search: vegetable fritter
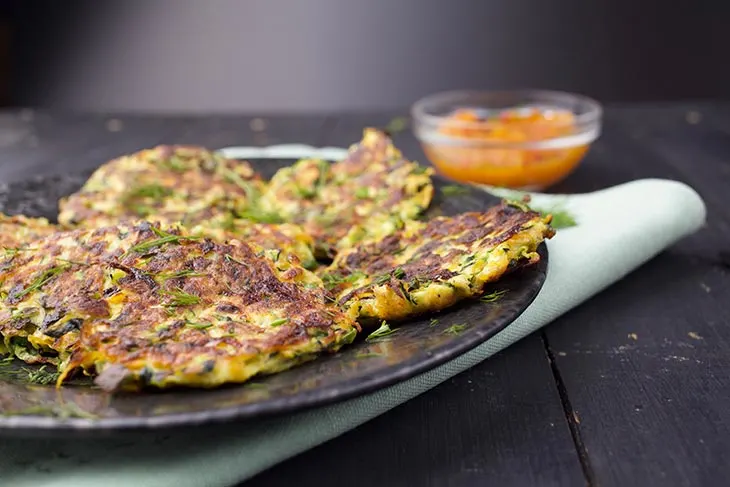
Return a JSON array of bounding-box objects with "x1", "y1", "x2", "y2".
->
[
  {"x1": 259, "y1": 128, "x2": 435, "y2": 256},
  {"x1": 320, "y1": 201, "x2": 554, "y2": 322},
  {"x1": 0, "y1": 222, "x2": 358, "y2": 391},
  {"x1": 58, "y1": 145, "x2": 265, "y2": 229}
]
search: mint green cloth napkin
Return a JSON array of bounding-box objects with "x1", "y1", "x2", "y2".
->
[{"x1": 0, "y1": 178, "x2": 706, "y2": 487}]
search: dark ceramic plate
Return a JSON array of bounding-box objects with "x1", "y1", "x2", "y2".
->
[{"x1": 0, "y1": 159, "x2": 548, "y2": 436}]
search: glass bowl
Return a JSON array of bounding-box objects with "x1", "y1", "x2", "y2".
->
[{"x1": 411, "y1": 89, "x2": 602, "y2": 190}]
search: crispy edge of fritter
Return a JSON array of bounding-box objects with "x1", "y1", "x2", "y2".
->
[
  {"x1": 323, "y1": 205, "x2": 554, "y2": 322},
  {"x1": 349, "y1": 222, "x2": 551, "y2": 322},
  {"x1": 83, "y1": 324, "x2": 359, "y2": 392}
]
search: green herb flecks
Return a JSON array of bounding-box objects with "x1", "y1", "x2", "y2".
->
[
  {"x1": 185, "y1": 321, "x2": 213, "y2": 330},
  {"x1": 3, "y1": 402, "x2": 99, "y2": 420},
  {"x1": 366, "y1": 321, "x2": 398, "y2": 342},
  {"x1": 163, "y1": 289, "x2": 201, "y2": 308},
  {"x1": 220, "y1": 166, "x2": 258, "y2": 198},
  {"x1": 162, "y1": 156, "x2": 188, "y2": 173},
  {"x1": 443, "y1": 324, "x2": 468, "y2": 335},
  {"x1": 2, "y1": 247, "x2": 36, "y2": 258},
  {"x1": 236, "y1": 207, "x2": 285, "y2": 224},
  {"x1": 356, "y1": 351, "x2": 382, "y2": 359},
  {"x1": 321, "y1": 270, "x2": 366, "y2": 290},
  {"x1": 130, "y1": 204, "x2": 153, "y2": 217},
  {"x1": 412, "y1": 164, "x2": 430, "y2": 175},
  {"x1": 127, "y1": 227, "x2": 199, "y2": 255},
  {"x1": 542, "y1": 207, "x2": 577, "y2": 229},
  {"x1": 12, "y1": 264, "x2": 70, "y2": 301},
  {"x1": 218, "y1": 213, "x2": 237, "y2": 231},
  {"x1": 0, "y1": 360, "x2": 62, "y2": 386},
  {"x1": 126, "y1": 183, "x2": 173, "y2": 200},
  {"x1": 55, "y1": 257, "x2": 89, "y2": 267},
  {"x1": 480, "y1": 289, "x2": 508, "y2": 303},
  {"x1": 373, "y1": 266, "x2": 406, "y2": 286},
  {"x1": 462, "y1": 254, "x2": 476, "y2": 266},
  {"x1": 484, "y1": 187, "x2": 578, "y2": 228},
  {"x1": 321, "y1": 272, "x2": 344, "y2": 289},
  {"x1": 398, "y1": 281, "x2": 417, "y2": 306},
  {"x1": 513, "y1": 198, "x2": 577, "y2": 229},
  {"x1": 269, "y1": 318, "x2": 289, "y2": 327},
  {"x1": 441, "y1": 185, "x2": 470, "y2": 196},
  {"x1": 265, "y1": 249, "x2": 281, "y2": 262},
  {"x1": 385, "y1": 116, "x2": 409, "y2": 134},
  {"x1": 308, "y1": 328, "x2": 330, "y2": 338},
  {"x1": 24, "y1": 365, "x2": 60, "y2": 385},
  {"x1": 158, "y1": 269, "x2": 207, "y2": 281},
  {"x1": 505, "y1": 198, "x2": 532, "y2": 213},
  {"x1": 355, "y1": 187, "x2": 370, "y2": 199},
  {"x1": 341, "y1": 327, "x2": 358, "y2": 343},
  {"x1": 10, "y1": 307, "x2": 38, "y2": 320},
  {"x1": 373, "y1": 274, "x2": 391, "y2": 286},
  {"x1": 429, "y1": 318, "x2": 439, "y2": 327},
  {"x1": 225, "y1": 253, "x2": 251, "y2": 269},
  {"x1": 392, "y1": 246, "x2": 406, "y2": 255},
  {"x1": 294, "y1": 185, "x2": 317, "y2": 199}
]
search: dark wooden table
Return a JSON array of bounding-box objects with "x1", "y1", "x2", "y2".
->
[{"x1": 0, "y1": 103, "x2": 728, "y2": 486}]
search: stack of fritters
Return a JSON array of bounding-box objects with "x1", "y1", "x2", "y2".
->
[{"x1": 0, "y1": 128, "x2": 554, "y2": 392}]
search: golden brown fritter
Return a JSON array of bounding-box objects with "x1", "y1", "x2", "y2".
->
[
  {"x1": 57, "y1": 145, "x2": 265, "y2": 229},
  {"x1": 67, "y1": 235, "x2": 358, "y2": 392},
  {"x1": 0, "y1": 222, "x2": 358, "y2": 391},
  {"x1": 0, "y1": 213, "x2": 58, "y2": 250},
  {"x1": 259, "y1": 128, "x2": 435, "y2": 256},
  {"x1": 320, "y1": 201, "x2": 554, "y2": 322}
]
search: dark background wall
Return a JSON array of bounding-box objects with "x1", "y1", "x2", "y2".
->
[{"x1": 6, "y1": 0, "x2": 730, "y2": 112}]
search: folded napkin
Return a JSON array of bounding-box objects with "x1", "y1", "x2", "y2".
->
[{"x1": 0, "y1": 144, "x2": 706, "y2": 487}]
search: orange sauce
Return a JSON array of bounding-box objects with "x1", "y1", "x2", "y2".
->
[{"x1": 422, "y1": 107, "x2": 589, "y2": 189}]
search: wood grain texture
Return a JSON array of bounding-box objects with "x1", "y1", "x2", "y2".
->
[
  {"x1": 247, "y1": 335, "x2": 585, "y2": 487},
  {"x1": 544, "y1": 103, "x2": 730, "y2": 486},
  {"x1": 545, "y1": 249, "x2": 730, "y2": 487}
]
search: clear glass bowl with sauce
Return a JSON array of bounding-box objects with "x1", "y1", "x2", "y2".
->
[{"x1": 411, "y1": 90, "x2": 602, "y2": 190}]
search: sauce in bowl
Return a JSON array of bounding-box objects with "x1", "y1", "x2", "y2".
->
[{"x1": 413, "y1": 91, "x2": 602, "y2": 190}]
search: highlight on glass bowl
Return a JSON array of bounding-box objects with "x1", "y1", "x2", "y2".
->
[{"x1": 411, "y1": 89, "x2": 602, "y2": 190}]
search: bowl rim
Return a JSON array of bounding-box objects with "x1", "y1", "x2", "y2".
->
[{"x1": 411, "y1": 88, "x2": 603, "y2": 131}]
